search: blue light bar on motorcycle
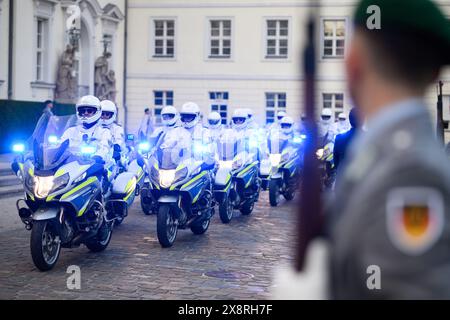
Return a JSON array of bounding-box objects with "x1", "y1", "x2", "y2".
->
[
  {"x1": 80, "y1": 145, "x2": 96, "y2": 155},
  {"x1": 138, "y1": 142, "x2": 150, "y2": 152},
  {"x1": 12, "y1": 143, "x2": 25, "y2": 153},
  {"x1": 48, "y1": 135, "x2": 58, "y2": 144}
]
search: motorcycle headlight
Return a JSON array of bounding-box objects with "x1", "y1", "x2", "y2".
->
[
  {"x1": 316, "y1": 148, "x2": 324, "y2": 159},
  {"x1": 73, "y1": 172, "x2": 86, "y2": 184},
  {"x1": 34, "y1": 176, "x2": 54, "y2": 199},
  {"x1": 269, "y1": 154, "x2": 281, "y2": 167},
  {"x1": 50, "y1": 173, "x2": 70, "y2": 194},
  {"x1": 159, "y1": 169, "x2": 176, "y2": 188}
]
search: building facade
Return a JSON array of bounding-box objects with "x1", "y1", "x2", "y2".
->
[
  {"x1": 0, "y1": 0, "x2": 125, "y2": 114},
  {"x1": 0, "y1": 0, "x2": 449, "y2": 141},
  {"x1": 126, "y1": 0, "x2": 450, "y2": 142}
]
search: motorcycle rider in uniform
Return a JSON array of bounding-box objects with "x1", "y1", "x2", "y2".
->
[
  {"x1": 245, "y1": 108, "x2": 259, "y2": 130},
  {"x1": 231, "y1": 109, "x2": 259, "y2": 167},
  {"x1": 267, "y1": 110, "x2": 287, "y2": 131},
  {"x1": 100, "y1": 100, "x2": 125, "y2": 162},
  {"x1": 333, "y1": 112, "x2": 350, "y2": 135},
  {"x1": 148, "y1": 105, "x2": 180, "y2": 149},
  {"x1": 206, "y1": 111, "x2": 223, "y2": 143},
  {"x1": 318, "y1": 108, "x2": 336, "y2": 146},
  {"x1": 60, "y1": 95, "x2": 112, "y2": 162},
  {"x1": 60, "y1": 95, "x2": 112, "y2": 192},
  {"x1": 180, "y1": 102, "x2": 215, "y2": 171}
]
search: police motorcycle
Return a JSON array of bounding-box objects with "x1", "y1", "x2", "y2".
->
[
  {"x1": 316, "y1": 139, "x2": 335, "y2": 190},
  {"x1": 147, "y1": 128, "x2": 215, "y2": 247},
  {"x1": 103, "y1": 141, "x2": 143, "y2": 226},
  {"x1": 99, "y1": 101, "x2": 141, "y2": 226},
  {"x1": 260, "y1": 127, "x2": 302, "y2": 207},
  {"x1": 127, "y1": 135, "x2": 154, "y2": 215},
  {"x1": 213, "y1": 128, "x2": 261, "y2": 223},
  {"x1": 139, "y1": 106, "x2": 181, "y2": 216},
  {"x1": 108, "y1": 133, "x2": 152, "y2": 218},
  {"x1": 11, "y1": 115, "x2": 114, "y2": 271},
  {"x1": 316, "y1": 109, "x2": 336, "y2": 190}
]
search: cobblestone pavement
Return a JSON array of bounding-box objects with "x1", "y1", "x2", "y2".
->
[{"x1": 0, "y1": 192, "x2": 298, "y2": 300}]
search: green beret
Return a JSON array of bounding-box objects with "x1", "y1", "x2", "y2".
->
[{"x1": 354, "y1": 0, "x2": 450, "y2": 59}]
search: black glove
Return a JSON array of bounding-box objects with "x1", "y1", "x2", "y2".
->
[
  {"x1": 92, "y1": 155, "x2": 105, "y2": 164},
  {"x1": 113, "y1": 151, "x2": 121, "y2": 161}
]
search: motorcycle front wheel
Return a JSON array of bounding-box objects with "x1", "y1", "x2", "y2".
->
[
  {"x1": 140, "y1": 185, "x2": 153, "y2": 215},
  {"x1": 269, "y1": 179, "x2": 281, "y2": 207},
  {"x1": 30, "y1": 220, "x2": 61, "y2": 271},
  {"x1": 283, "y1": 179, "x2": 296, "y2": 201},
  {"x1": 157, "y1": 205, "x2": 178, "y2": 248},
  {"x1": 219, "y1": 197, "x2": 234, "y2": 223},
  {"x1": 85, "y1": 220, "x2": 113, "y2": 252}
]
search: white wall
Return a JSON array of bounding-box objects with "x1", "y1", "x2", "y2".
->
[
  {"x1": 0, "y1": 0, "x2": 8, "y2": 99},
  {"x1": 5, "y1": 0, "x2": 125, "y2": 109}
]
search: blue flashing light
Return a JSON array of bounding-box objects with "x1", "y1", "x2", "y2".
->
[{"x1": 13, "y1": 143, "x2": 25, "y2": 153}]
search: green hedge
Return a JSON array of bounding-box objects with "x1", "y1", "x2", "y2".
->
[{"x1": 0, "y1": 100, "x2": 75, "y2": 153}]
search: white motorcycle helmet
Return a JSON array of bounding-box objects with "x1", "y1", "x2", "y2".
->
[
  {"x1": 180, "y1": 102, "x2": 200, "y2": 129},
  {"x1": 100, "y1": 100, "x2": 117, "y2": 126},
  {"x1": 231, "y1": 109, "x2": 248, "y2": 130},
  {"x1": 207, "y1": 111, "x2": 222, "y2": 129},
  {"x1": 280, "y1": 116, "x2": 294, "y2": 135},
  {"x1": 338, "y1": 113, "x2": 346, "y2": 121},
  {"x1": 320, "y1": 108, "x2": 333, "y2": 120},
  {"x1": 321, "y1": 108, "x2": 333, "y2": 123},
  {"x1": 161, "y1": 105, "x2": 178, "y2": 127},
  {"x1": 76, "y1": 95, "x2": 102, "y2": 126},
  {"x1": 277, "y1": 110, "x2": 287, "y2": 122}
]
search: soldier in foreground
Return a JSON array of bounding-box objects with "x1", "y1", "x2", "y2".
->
[{"x1": 328, "y1": 0, "x2": 450, "y2": 299}]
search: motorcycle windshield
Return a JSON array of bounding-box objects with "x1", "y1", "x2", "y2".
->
[
  {"x1": 267, "y1": 129, "x2": 289, "y2": 154},
  {"x1": 156, "y1": 128, "x2": 191, "y2": 169},
  {"x1": 32, "y1": 115, "x2": 78, "y2": 170},
  {"x1": 217, "y1": 129, "x2": 240, "y2": 161}
]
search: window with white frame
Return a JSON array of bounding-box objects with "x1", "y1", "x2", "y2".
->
[
  {"x1": 209, "y1": 20, "x2": 231, "y2": 58},
  {"x1": 210, "y1": 92, "x2": 228, "y2": 124},
  {"x1": 322, "y1": 93, "x2": 344, "y2": 120},
  {"x1": 154, "y1": 91, "x2": 174, "y2": 124},
  {"x1": 265, "y1": 92, "x2": 286, "y2": 124},
  {"x1": 322, "y1": 19, "x2": 346, "y2": 58},
  {"x1": 153, "y1": 20, "x2": 175, "y2": 58},
  {"x1": 35, "y1": 18, "x2": 48, "y2": 81},
  {"x1": 265, "y1": 20, "x2": 289, "y2": 59}
]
